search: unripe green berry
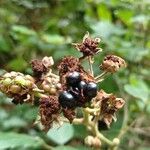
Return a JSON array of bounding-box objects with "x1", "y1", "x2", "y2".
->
[
  {"x1": 25, "y1": 75, "x2": 35, "y2": 82},
  {"x1": 50, "y1": 87, "x2": 57, "y2": 95},
  {"x1": 15, "y1": 76, "x2": 26, "y2": 86},
  {"x1": 43, "y1": 84, "x2": 51, "y2": 92},
  {"x1": 3, "y1": 73, "x2": 11, "y2": 78},
  {"x1": 26, "y1": 80, "x2": 33, "y2": 88},
  {"x1": 3, "y1": 78, "x2": 12, "y2": 85},
  {"x1": 0, "y1": 84, "x2": 6, "y2": 93},
  {"x1": 10, "y1": 85, "x2": 21, "y2": 94}
]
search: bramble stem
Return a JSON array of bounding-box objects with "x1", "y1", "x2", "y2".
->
[
  {"x1": 81, "y1": 107, "x2": 118, "y2": 148},
  {"x1": 95, "y1": 71, "x2": 108, "y2": 80},
  {"x1": 60, "y1": 117, "x2": 83, "y2": 125},
  {"x1": 88, "y1": 56, "x2": 94, "y2": 76},
  {"x1": 34, "y1": 92, "x2": 48, "y2": 99}
]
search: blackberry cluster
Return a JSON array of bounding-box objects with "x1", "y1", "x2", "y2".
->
[{"x1": 58, "y1": 71, "x2": 97, "y2": 108}]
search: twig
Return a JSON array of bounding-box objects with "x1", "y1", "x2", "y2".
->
[
  {"x1": 88, "y1": 56, "x2": 94, "y2": 76},
  {"x1": 61, "y1": 117, "x2": 84, "y2": 125},
  {"x1": 95, "y1": 71, "x2": 108, "y2": 80},
  {"x1": 82, "y1": 108, "x2": 118, "y2": 147}
]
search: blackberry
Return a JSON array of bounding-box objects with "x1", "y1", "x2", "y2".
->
[
  {"x1": 66, "y1": 71, "x2": 81, "y2": 87},
  {"x1": 69, "y1": 90, "x2": 80, "y2": 101},
  {"x1": 86, "y1": 82, "x2": 97, "y2": 98},
  {"x1": 58, "y1": 91, "x2": 76, "y2": 108},
  {"x1": 78, "y1": 80, "x2": 87, "y2": 91}
]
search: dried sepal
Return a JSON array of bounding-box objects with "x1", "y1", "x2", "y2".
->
[
  {"x1": 58, "y1": 56, "x2": 83, "y2": 76},
  {"x1": 100, "y1": 55, "x2": 126, "y2": 73},
  {"x1": 12, "y1": 94, "x2": 30, "y2": 105},
  {"x1": 62, "y1": 108, "x2": 76, "y2": 123},
  {"x1": 42, "y1": 56, "x2": 54, "y2": 68},
  {"x1": 73, "y1": 32, "x2": 102, "y2": 58},
  {"x1": 96, "y1": 90, "x2": 125, "y2": 127},
  {"x1": 31, "y1": 57, "x2": 54, "y2": 79},
  {"x1": 39, "y1": 96, "x2": 61, "y2": 131},
  {"x1": 31, "y1": 59, "x2": 47, "y2": 78}
]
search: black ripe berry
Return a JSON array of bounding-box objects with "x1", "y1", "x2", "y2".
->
[
  {"x1": 58, "y1": 91, "x2": 76, "y2": 108},
  {"x1": 66, "y1": 71, "x2": 81, "y2": 87},
  {"x1": 86, "y1": 82, "x2": 97, "y2": 98},
  {"x1": 98, "y1": 120, "x2": 108, "y2": 131},
  {"x1": 78, "y1": 81, "x2": 87, "y2": 91},
  {"x1": 69, "y1": 90, "x2": 80, "y2": 101}
]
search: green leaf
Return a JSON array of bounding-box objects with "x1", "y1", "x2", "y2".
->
[
  {"x1": 7, "y1": 58, "x2": 27, "y2": 71},
  {"x1": 2, "y1": 117, "x2": 27, "y2": 129},
  {"x1": 131, "y1": 15, "x2": 150, "y2": 24},
  {"x1": 11, "y1": 25, "x2": 36, "y2": 36},
  {"x1": 92, "y1": 21, "x2": 125, "y2": 39},
  {"x1": 124, "y1": 75, "x2": 149, "y2": 102},
  {"x1": 41, "y1": 34, "x2": 67, "y2": 45},
  {"x1": 73, "y1": 125, "x2": 87, "y2": 139},
  {"x1": 53, "y1": 146, "x2": 92, "y2": 150},
  {"x1": 0, "y1": 109, "x2": 8, "y2": 120},
  {"x1": 97, "y1": 3, "x2": 112, "y2": 21},
  {"x1": 0, "y1": 36, "x2": 10, "y2": 52},
  {"x1": 53, "y1": 146, "x2": 77, "y2": 150},
  {"x1": 0, "y1": 132, "x2": 45, "y2": 149},
  {"x1": 115, "y1": 9, "x2": 134, "y2": 26},
  {"x1": 119, "y1": 47, "x2": 149, "y2": 62},
  {"x1": 47, "y1": 123, "x2": 74, "y2": 145}
]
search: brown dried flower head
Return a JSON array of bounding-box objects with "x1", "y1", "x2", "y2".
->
[
  {"x1": 73, "y1": 32, "x2": 102, "y2": 58},
  {"x1": 100, "y1": 55, "x2": 126, "y2": 73},
  {"x1": 31, "y1": 57, "x2": 54, "y2": 78},
  {"x1": 96, "y1": 90, "x2": 125, "y2": 127},
  {"x1": 39, "y1": 96, "x2": 61, "y2": 131},
  {"x1": 31, "y1": 59, "x2": 47, "y2": 78},
  {"x1": 58, "y1": 56, "x2": 83, "y2": 76}
]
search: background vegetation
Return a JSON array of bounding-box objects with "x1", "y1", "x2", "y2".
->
[{"x1": 0, "y1": 0, "x2": 150, "y2": 149}]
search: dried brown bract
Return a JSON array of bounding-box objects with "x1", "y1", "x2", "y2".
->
[
  {"x1": 58, "y1": 56, "x2": 83, "y2": 76},
  {"x1": 39, "y1": 96, "x2": 61, "y2": 131},
  {"x1": 12, "y1": 94, "x2": 28, "y2": 105},
  {"x1": 96, "y1": 90, "x2": 125, "y2": 127},
  {"x1": 100, "y1": 55, "x2": 126, "y2": 73},
  {"x1": 42, "y1": 56, "x2": 54, "y2": 69},
  {"x1": 73, "y1": 32, "x2": 101, "y2": 58},
  {"x1": 62, "y1": 108, "x2": 76, "y2": 123},
  {"x1": 31, "y1": 59, "x2": 47, "y2": 78},
  {"x1": 31, "y1": 57, "x2": 54, "y2": 78}
]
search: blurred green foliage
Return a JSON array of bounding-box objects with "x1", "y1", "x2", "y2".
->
[{"x1": 0, "y1": 0, "x2": 150, "y2": 150}]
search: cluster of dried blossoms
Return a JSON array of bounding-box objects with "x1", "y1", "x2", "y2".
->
[{"x1": 0, "y1": 32, "x2": 126, "y2": 148}]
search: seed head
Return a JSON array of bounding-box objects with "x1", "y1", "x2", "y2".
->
[
  {"x1": 96, "y1": 90, "x2": 125, "y2": 127},
  {"x1": 58, "y1": 56, "x2": 83, "y2": 76},
  {"x1": 100, "y1": 55, "x2": 126, "y2": 73},
  {"x1": 39, "y1": 96, "x2": 61, "y2": 131},
  {"x1": 73, "y1": 32, "x2": 102, "y2": 58}
]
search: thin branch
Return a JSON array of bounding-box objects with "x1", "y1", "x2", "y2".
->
[
  {"x1": 88, "y1": 56, "x2": 94, "y2": 76},
  {"x1": 95, "y1": 71, "x2": 108, "y2": 80}
]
